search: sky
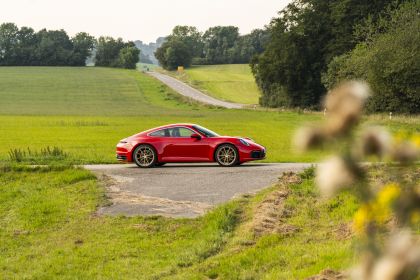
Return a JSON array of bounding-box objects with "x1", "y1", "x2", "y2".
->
[{"x1": 0, "y1": 0, "x2": 291, "y2": 43}]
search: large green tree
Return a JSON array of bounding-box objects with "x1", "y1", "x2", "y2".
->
[
  {"x1": 171, "y1": 26, "x2": 203, "y2": 57},
  {"x1": 231, "y1": 29, "x2": 270, "y2": 64},
  {"x1": 0, "y1": 23, "x2": 20, "y2": 65},
  {"x1": 95, "y1": 37, "x2": 139, "y2": 69},
  {"x1": 95, "y1": 37, "x2": 126, "y2": 67},
  {"x1": 155, "y1": 26, "x2": 200, "y2": 69},
  {"x1": 323, "y1": 1, "x2": 420, "y2": 113},
  {"x1": 0, "y1": 22, "x2": 95, "y2": 66},
  {"x1": 35, "y1": 29, "x2": 74, "y2": 65},
  {"x1": 155, "y1": 39, "x2": 191, "y2": 70},
  {"x1": 202, "y1": 26, "x2": 239, "y2": 64},
  {"x1": 118, "y1": 43, "x2": 140, "y2": 69},
  {"x1": 155, "y1": 25, "x2": 269, "y2": 68},
  {"x1": 71, "y1": 32, "x2": 95, "y2": 66},
  {"x1": 251, "y1": 0, "x2": 399, "y2": 108}
]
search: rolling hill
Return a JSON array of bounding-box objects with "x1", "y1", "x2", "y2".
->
[
  {"x1": 0, "y1": 66, "x2": 323, "y2": 163},
  {"x1": 174, "y1": 64, "x2": 260, "y2": 105}
]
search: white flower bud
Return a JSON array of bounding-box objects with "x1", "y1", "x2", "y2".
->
[{"x1": 316, "y1": 156, "x2": 356, "y2": 197}]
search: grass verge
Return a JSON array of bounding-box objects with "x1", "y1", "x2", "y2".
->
[{"x1": 0, "y1": 165, "x2": 363, "y2": 279}]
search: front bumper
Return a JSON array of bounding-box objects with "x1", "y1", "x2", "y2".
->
[
  {"x1": 238, "y1": 147, "x2": 266, "y2": 162},
  {"x1": 250, "y1": 149, "x2": 266, "y2": 159}
]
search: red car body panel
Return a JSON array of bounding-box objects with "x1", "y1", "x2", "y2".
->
[{"x1": 116, "y1": 124, "x2": 266, "y2": 164}]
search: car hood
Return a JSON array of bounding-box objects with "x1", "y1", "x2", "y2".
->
[
  {"x1": 217, "y1": 136, "x2": 261, "y2": 146},
  {"x1": 218, "y1": 136, "x2": 254, "y2": 141}
]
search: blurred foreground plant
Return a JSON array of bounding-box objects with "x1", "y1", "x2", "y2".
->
[{"x1": 295, "y1": 81, "x2": 420, "y2": 279}]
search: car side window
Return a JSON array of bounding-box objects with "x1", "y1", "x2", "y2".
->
[
  {"x1": 149, "y1": 129, "x2": 170, "y2": 137},
  {"x1": 168, "y1": 127, "x2": 195, "y2": 137}
]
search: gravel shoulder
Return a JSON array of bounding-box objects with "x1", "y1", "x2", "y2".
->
[{"x1": 85, "y1": 163, "x2": 312, "y2": 218}]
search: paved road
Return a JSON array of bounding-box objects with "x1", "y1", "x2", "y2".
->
[
  {"x1": 147, "y1": 72, "x2": 244, "y2": 109},
  {"x1": 85, "y1": 163, "x2": 312, "y2": 218}
]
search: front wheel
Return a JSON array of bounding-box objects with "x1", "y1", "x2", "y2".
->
[
  {"x1": 215, "y1": 144, "x2": 239, "y2": 167},
  {"x1": 133, "y1": 144, "x2": 157, "y2": 168}
]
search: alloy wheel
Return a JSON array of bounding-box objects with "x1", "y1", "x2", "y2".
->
[
  {"x1": 134, "y1": 145, "x2": 156, "y2": 167},
  {"x1": 216, "y1": 145, "x2": 238, "y2": 166}
]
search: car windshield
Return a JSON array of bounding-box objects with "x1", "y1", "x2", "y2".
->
[{"x1": 192, "y1": 125, "x2": 219, "y2": 137}]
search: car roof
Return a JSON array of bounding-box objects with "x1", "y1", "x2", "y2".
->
[
  {"x1": 140, "y1": 124, "x2": 197, "y2": 135},
  {"x1": 155, "y1": 123, "x2": 197, "y2": 129}
]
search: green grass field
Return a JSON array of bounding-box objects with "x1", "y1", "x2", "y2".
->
[
  {"x1": 0, "y1": 165, "x2": 357, "y2": 279},
  {"x1": 1, "y1": 67, "x2": 415, "y2": 164},
  {"x1": 171, "y1": 64, "x2": 260, "y2": 104},
  {"x1": 0, "y1": 66, "x2": 418, "y2": 278},
  {"x1": 0, "y1": 66, "x2": 326, "y2": 163}
]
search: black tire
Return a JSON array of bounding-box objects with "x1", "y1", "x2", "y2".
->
[
  {"x1": 215, "y1": 144, "x2": 239, "y2": 167},
  {"x1": 155, "y1": 162, "x2": 166, "y2": 167},
  {"x1": 132, "y1": 144, "x2": 157, "y2": 168}
]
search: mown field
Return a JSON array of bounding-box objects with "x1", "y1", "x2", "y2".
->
[
  {"x1": 0, "y1": 66, "x2": 325, "y2": 163},
  {"x1": 169, "y1": 64, "x2": 260, "y2": 104},
  {"x1": 0, "y1": 67, "x2": 416, "y2": 164},
  {"x1": 0, "y1": 165, "x2": 358, "y2": 279}
]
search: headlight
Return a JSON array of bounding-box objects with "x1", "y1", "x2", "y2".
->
[{"x1": 239, "y1": 138, "x2": 250, "y2": 146}]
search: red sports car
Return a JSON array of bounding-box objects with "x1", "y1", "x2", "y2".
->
[{"x1": 116, "y1": 124, "x2": 266, "y2": 167}]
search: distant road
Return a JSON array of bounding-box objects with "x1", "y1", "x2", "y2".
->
[{"x1": 147, "y1": 71, "x2": 244, "y2": 109}]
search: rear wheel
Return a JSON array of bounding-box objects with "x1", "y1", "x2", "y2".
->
[
  {"x1": 133, "y1": 144, "x2": 157, "y2": 168},
  {"x1": 215, "y1": 144, "x2": 238, "y2": 167}
]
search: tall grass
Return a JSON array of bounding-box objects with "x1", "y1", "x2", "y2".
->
[{"x1": 8, "y1": 146, "x2": 68, "y2": 163}]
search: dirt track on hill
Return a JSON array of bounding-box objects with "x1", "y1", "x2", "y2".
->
[{"x1": 85, "y1": 163, "x2": 312, "y2": 218}]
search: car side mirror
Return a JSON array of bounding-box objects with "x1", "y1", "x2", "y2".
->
[{"x1": 191, "y1": 133, "x2": 201, "y2": 140}]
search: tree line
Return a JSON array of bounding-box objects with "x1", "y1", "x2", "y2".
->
[
  {"x1": 155, "y1": 25, "x2": 269, "y2": 70},
  {"x1": 0, "y1": 23, "x2": 139, "y2": 69},
  {"x1": 251, "y1": 0, "x2": 418, "y2": 113}
]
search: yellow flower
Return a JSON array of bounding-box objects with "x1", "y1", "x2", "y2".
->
[
  {"x1": 353, "y1": 204, "x2": 372, "y2": 234},
  {"x1": 353, "y1": 184, "x2": 401, "y2": 235},
  {"x1": 374, "y1": 183, "x2": 400, "y2": 223},
  {"x1": 411, "y1": 134, "x2": 420, "y2": 148},
  {"x1": 377, "y1": 183, "x2": 401, "y2": 208},
  {"x1": 394, "y1": 131, "x2": 407, "y2": 144}
]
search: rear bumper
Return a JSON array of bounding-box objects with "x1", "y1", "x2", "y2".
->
[
  {"x1": 116, "y1": 154, "x2": 128, "y2": 161},
  {"x1": 116, "y1": 144, "x2": 132, "y2": 162}
]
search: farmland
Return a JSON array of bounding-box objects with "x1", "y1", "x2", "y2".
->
[
  {"x1": 169, "y1": 64, "x2": 260, "y2": 104},
  {"x1": 0, "y1": 66, "x2": 325, "y2": 163},
  {"x1": 1, "y1": 67, "x2": 416, "y2": 164}
]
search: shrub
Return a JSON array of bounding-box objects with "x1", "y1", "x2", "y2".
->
[{"x1": 323, "y1": 2, "x2": 420, "y2": 113}]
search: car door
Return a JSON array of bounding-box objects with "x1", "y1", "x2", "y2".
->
[{"x1": 162, "y1": 127, "x2": 210, "y2": 161}]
